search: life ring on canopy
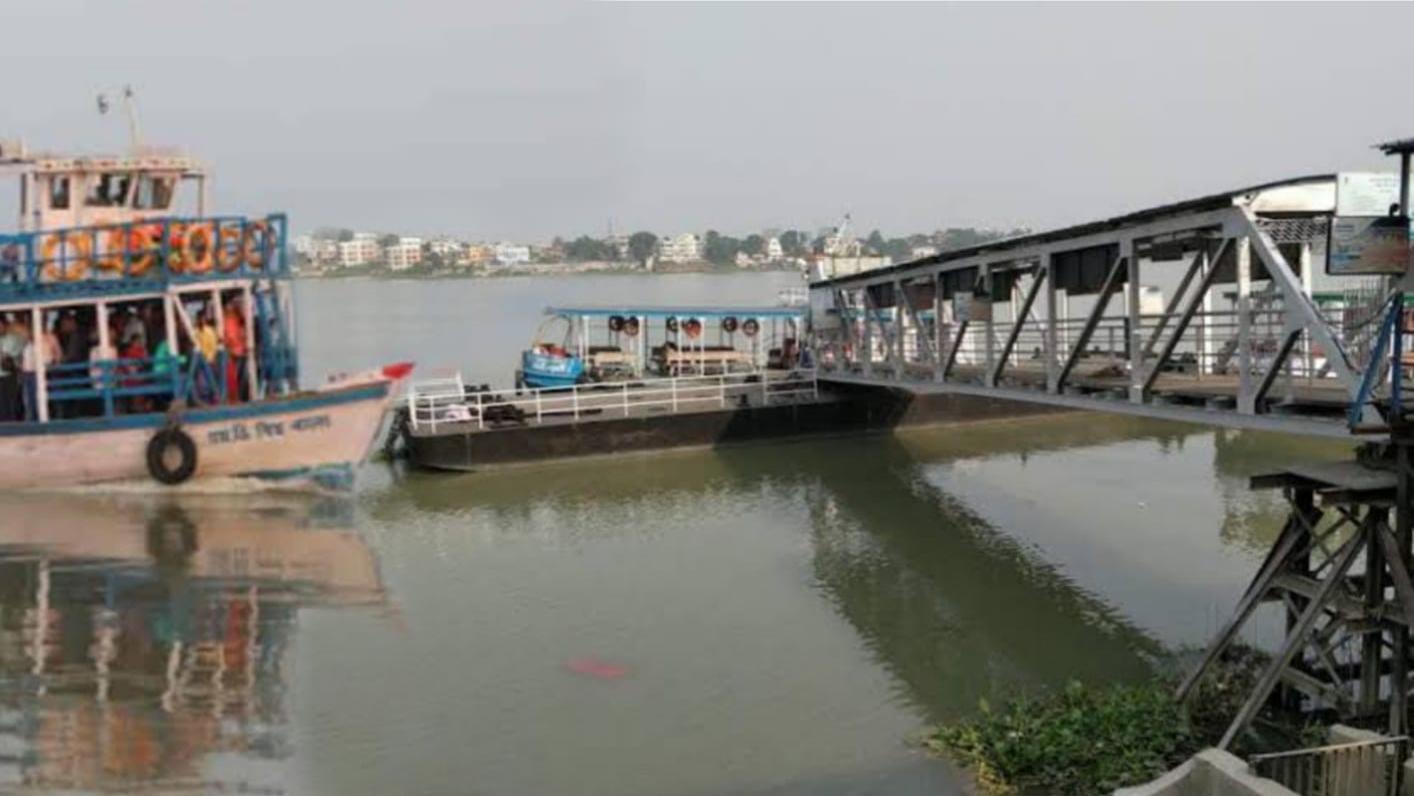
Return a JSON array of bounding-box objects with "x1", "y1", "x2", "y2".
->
[
  {"x1": 623, "y1": 317, "x2": 640, "y2": 337},
  {"x1": 146, "y1": 427, "x2": 198, "y2": 485},
  {"x1": 40, "y1": 232, "x2": 92, "y2": 282},
  {"x1": 742, "y1": 318, "x2": 760, "y2": 337},
  {"x1": 241, "y1": 221, "x2": 269, "y2": 270},
  {"x1": 94, "y1": 229, "x2": 127, "y2": 272},
  {"x1": 215, "y1": 225, "x2": 244, "y2": 272},
  {"x1": 721, "y1": 316, "x2": 739, "y2": 334},
  {"x1": 122, "y1": 224, "x2": 161, "y2": 276},
  {"x1": 180, "y1": 223, "x2": 215, "y2": 274},
  {"x1": 608, "y1": 315, "x2": 625, "y2": 333},
  {"x1": 683, "y1": 318, "x2": 703, "y2": 339},
  {"x1": 665, "y1": 316, "x2": 679, "y2": 333}
]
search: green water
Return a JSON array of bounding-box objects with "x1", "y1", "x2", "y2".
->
[{"x1": 0, "y1": 275, "x2": 1354, "y2": 794}]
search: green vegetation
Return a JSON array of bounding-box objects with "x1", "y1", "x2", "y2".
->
[
  {"x1": 927, "y1": 647, "x2": 1270, "y2": 796},
  {"x1": 930, "y1": 681, "x2": 1194, "y2": 796},
  {"x1": 627, "y1": 231, "x2": 658, "y2": 265}
]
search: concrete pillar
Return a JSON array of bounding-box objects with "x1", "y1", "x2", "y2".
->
[{"x1": 1236, "y1": 237, "x2": 1254, "y2": 413}]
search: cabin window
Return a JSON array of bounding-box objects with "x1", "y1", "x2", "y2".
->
[
  {"x1": 48, "y1": 176, "x2": 71, "y2": 210},
  {"x1": 133, "y1": 174, "x2": 174, "y2": 210},
  {"x1": 85, "y1": 172, "x2": 133, "y2": 207}
]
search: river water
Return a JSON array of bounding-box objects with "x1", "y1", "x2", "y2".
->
[{"x1": 0, "y1": 273, "x2": 1352, "y2": 795}]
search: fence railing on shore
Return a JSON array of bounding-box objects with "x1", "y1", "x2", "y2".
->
[
  {"x1": 405, "y1": 369, "x2": 820, "y2": 434},
  {"x1": 1249, "y1": 735, "x2": 1407, "y2": 796}
]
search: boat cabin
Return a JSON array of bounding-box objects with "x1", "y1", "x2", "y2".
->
[
  {"x1": 519, "y1": 305, "x2": 811, "y2": 389},
  {"x1": 0, "y1": 139, "x2": 295, "y2": 426}
]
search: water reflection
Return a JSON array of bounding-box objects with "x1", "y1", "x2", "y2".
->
[{"x1": 0, "y1": 493, "x2": 385, "y2": 794}]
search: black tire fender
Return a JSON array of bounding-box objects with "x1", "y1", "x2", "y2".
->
[{"x1": 146, "y1": 427, "x2": 198, "y2": 485}]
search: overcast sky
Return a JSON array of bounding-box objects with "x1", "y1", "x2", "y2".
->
[{"x1": 2, "y1": 2, "x2": 1411, "y2": 241}]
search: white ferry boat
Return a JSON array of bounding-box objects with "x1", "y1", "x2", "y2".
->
[{"x1": 0, "y1": 138, "x2": 410, "y2": 489}]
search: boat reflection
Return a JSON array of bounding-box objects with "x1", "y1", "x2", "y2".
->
[{"x1": 0, "y1": 493, "x2": 386, "y2": 794}]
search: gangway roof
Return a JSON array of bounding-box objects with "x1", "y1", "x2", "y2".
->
[
  {"x1": 545, "y1": 304, "x2": 806, "y2": 319},
  {"x1": 811, "y1": 174, "x2": 1338, "y2": 288}
]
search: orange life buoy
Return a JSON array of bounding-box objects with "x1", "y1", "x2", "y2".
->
[
  {"x1": 215, "y1": 225, "x2": 244, "y2": 272},
  {"x1": 181, "y1": 223, "x2": 215, "y2": 274},
  {"x1": 241, "y1": 221, "x2": 269, "y2": 270},
  {"x1": 94, "y1": 228, "x2": 127, "y2": 272},
  {"x1": 40, "y1": 232, "x2": 92, "y2": 282},
  {"x1": 122, "y1": 224, "x2": 160, "y2": 276},
  {"x1": 684, "y1": 318, "x2": 703, "y2": 339}
]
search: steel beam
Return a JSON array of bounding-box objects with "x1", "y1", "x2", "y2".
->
[
  {"x1": 1056, "y1": 252, "x2": 1127, "y2": 391},
  {"x1": 1142, "y1": 240, "x2": 1230, "y2": 399},
  {"x1": 991, "y1": 265, "x2": 1044, "y2": 387}
]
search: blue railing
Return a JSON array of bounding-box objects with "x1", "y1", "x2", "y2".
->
[
  {"x1": 40, "y1": 350, "x2": 255, "y2": 420},
  {"x1": 0, "y1": 213, "x2": 289, "y2": 300}
]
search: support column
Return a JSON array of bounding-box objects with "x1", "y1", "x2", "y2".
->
[
  {"x1": 30, "y1": 306, "x2": 47, "y2": 423},
  {"x1": 1236, "y1": 236, "x2": 1254, "y2": 413},
  {"x1": 861, "y1": 289, "x2": 874, "y2": 377},
  {"x1": 934, "y1": 272, "x2": 945, "y2": 382},
  {"x1": 1126, "y1": 239, "x2": 1143, "y2": 403},
  {"x1": 1045, "y1": 255, "x2": 1059, "y2": 392},
  {"x1": 982, "y1": 265, "x2": 996, "y2": 385}
]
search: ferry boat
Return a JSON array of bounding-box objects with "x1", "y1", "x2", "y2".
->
[
  {"x1": 0, "y1": 138, "x2": 409, "y2": 489},
  {"x1": 516, "y1": 304, "x2": 810, "y2": 388}
]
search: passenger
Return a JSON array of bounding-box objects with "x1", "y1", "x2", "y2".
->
[
  {"x1": 88, "y1": 328, "x2": 117, "y2": 415},
  {"x1": 122, "y1": 307, "x2": 147, "y2": 355},
  {"x1": 0, "y1": 318, "x2": 21, "y2": 421},
  {"x1": 194, "y1": 310, "x2": 221, "y2": 402},
  {"x1": 223, "y1": 296, "x2": 248, "y2": 402},
  {"x1": 18, "y1": 323, "x2": 39, "y2": 422},
  {"x1": 150, "y1": 326, "x2": 181, "y2": 411},
  {"x1": 119, "y1": 332, "x2": 149, "y2": 414}
]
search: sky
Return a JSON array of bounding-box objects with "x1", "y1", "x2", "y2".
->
[{"x1": 2, "y1": 1, "x2": 1412, "y2": 242}]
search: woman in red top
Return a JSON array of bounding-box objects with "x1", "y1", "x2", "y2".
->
[{"x1": 222, "y1": 296, "x2": 248, "y2": 402}]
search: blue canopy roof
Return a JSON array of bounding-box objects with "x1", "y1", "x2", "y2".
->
[{"x1": 545, "y1": 305, "x2": 806, "y2": 320}]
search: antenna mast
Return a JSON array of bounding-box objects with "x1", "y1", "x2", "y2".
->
[{"x1": 97, "y1": 86, "x2": 143, "y2": 151}]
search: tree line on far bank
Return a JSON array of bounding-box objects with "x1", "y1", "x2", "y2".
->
[{"x1": 308, "y1": 226, "x2": 1028, "y2": 269}]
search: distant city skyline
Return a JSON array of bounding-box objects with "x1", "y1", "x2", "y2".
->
[{"x1": 2, "y1": 2, "x2": 1409, "y2": 241}]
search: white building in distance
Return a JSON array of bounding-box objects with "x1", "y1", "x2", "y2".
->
[
  {"x1": 385, "y1": 237, "x2": 424, "y2": 270},
  {"x1": 766, "y1": 236, "x2": 784, "y2": 261},
  {"x1": 494, "y1": 242, "x2": 531, "y2": 266},
  {"x1": 428, "y1": 238, "x2": 463, "y2": 261},
  {"x1": 658, "y1": 233, "x2": 703, "y2": 263},
  {"x1": 337, "y1": 233, "x2": 382, "y2": 267}
]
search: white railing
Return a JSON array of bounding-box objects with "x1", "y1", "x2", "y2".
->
[{"x1": 406, "y1": 369, "x2": 820, "y2": 433}]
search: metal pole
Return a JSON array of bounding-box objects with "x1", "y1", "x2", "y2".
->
[{"x1": 31, "y1": 306, "x2": 47, "y2": 422}]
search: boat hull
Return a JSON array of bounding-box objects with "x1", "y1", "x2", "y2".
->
[
  {"x1": 520, "y1": 350, "x2": 583, "y2": 389},
  {"x1": 0, "y1": 375, "x2": 400, "y2": 490}
]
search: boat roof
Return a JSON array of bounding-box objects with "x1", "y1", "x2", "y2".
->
[
  {"x1": 546, "y1": 304, "x2": 807, "y2": 319},
  {"x1": 811, "y1": 173, "x2": 1340, "y2": 288},
  {"x1": 0, "y1": 141, "x2": 203, "y2": 176}
]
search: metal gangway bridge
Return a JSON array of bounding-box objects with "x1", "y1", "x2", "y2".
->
[{"x1": 809, "y1": 173, "x2": 1409, "y2": 440}]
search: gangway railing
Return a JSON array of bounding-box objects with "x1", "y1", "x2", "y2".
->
[{"x1": 405, "y1": 369, "x2": 819, "y2": 434}]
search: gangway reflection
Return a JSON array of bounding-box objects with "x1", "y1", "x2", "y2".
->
[{"x1": 0, "y1": 493, "x2": 387, "y2": 795}]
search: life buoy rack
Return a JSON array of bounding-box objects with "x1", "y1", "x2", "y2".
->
[
  {"x1": 683, "y1": 318, "x2": 703, "y2": 339},
  {"x1": 146, "y1": 427, "x2": 198, "y2": 485},
  {"x1": 241, "y1": 221, "x2": 269, "y2": 270},
  {"x1": 665, "y1": 316, "x2": 679, "y2": 333},
  {"x1": 40, "y1": 232, "x2": 92, "y2": 282},
  {"x1": 608, "y1": 315, "x2": 626, "y2": 333},
  {"x1": 741, "y1": 318, "x2": 760, "y2": 337},
  {"x1": 721, "y1": 316, "x2": 739, "y2": 334},
  {"x1": 181, "y1": 223, "x2": 216, "y2": 274},
  {"x1": 623, "y1": 317, "x2": 640, "y2": 337}
]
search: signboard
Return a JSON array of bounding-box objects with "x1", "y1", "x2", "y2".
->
[
  {"x1": 1335, "y1": 172, "x2": 1402, "y2": 217},
  {"x1": 953, "y1": 293, "x2": 991, "y2": 322},
  {"x1": 1328, "y1": 216, "x2": 1410, "y2": 275}
]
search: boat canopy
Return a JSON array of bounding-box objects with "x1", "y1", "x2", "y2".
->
[{"x1": 545, "y1": 304, "x2": 807, "y2": 320}]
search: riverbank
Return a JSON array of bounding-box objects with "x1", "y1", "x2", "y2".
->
[{"x1": 295, "y1": 260, "x2": 805, "y2": 280}]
